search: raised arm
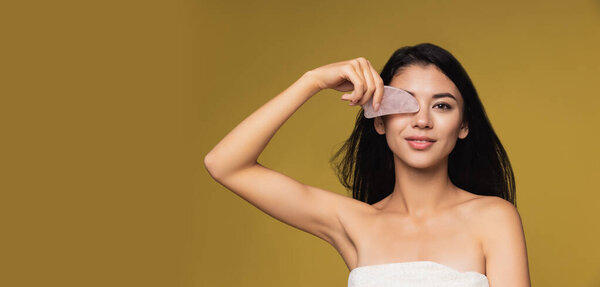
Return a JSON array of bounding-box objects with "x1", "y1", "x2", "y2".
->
[
  {"x1": 204, "y1": 72, "x2": 320, "y2": 178},
  {"x1": 203, "y1": 58, "x2": 384, "y2": 246}
]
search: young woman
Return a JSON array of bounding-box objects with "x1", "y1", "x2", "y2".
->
[{"x1": 204, "y1": 43, "x2": 531, "y2": 287}]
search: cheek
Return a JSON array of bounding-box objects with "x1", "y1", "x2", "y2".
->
[
  {"x1": 439, "y1": 121, "x2": 462, "y2": 138},
  {"x1": 435, "y1": 118, "x2": 463, "y2": 151},
  {"x1": 381, "y1": 118, "x2": 411, "y2": 151},
  {"x1": 382, "y1": 117, "x2": 411, "y2": 137}
]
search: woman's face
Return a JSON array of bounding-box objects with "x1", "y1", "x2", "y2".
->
[{"x1": 374, "y1": 64, "x2": 469, "y2": 169}]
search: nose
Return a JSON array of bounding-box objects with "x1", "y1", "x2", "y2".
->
[{"x1": 411, "y1": 103, "x2": 432, "y2": 129}]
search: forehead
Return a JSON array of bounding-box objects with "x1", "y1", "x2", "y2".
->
[{"x1": 389, "y1": 64, "x2": 462, "y2": 102}]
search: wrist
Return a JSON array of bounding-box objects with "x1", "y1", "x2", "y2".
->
[{"x1": 298, "y1": 71, "x2": 323, "y2": 95}]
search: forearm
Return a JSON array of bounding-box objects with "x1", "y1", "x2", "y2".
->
[{"x1": 204, "y1": 72, "x2": 321, "y2": 179}]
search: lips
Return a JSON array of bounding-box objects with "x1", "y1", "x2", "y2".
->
[
  {"x1": 406, "y1": 139, "x2": 435, "y2": 150},
  {"x1": 405, "y1": 136, "x2": 436, "y2": 150},
  {"x1": 405, "y1": 136, "x2": 436, "y2": 142}
]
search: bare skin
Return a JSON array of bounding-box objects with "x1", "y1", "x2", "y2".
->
[
  {"x1": 326, "y1": 64, "x2": 488, "y2": 274},
  {"x1": 205, "y1": 57, "x2": 530, "y2": 286},
  {"x1": 335, "y1": 188, "x2": 490, "y2": 274}
]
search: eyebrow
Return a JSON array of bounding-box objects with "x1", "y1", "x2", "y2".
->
[{"x1": 404, "y1": 90, "x2": 457, "y2": 102}]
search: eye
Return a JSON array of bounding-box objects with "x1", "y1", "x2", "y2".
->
[{"x1": 433, "y1": 103, "x2": 452, "y2": 110}]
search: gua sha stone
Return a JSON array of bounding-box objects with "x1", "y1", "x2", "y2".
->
[{"x1": 361, "y1": 85, "x2": 420, "y2": 118}]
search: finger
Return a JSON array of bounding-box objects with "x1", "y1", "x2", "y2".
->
[
  {"x1": 357, "y1": 58, "x2": 376, "y2": 107},
  {"x1": 342, "y1": 63, "x2": 365, "y2": 105},
  {"x1": 368, "y1": 63, "x2": 384, "y2": 112},
  {"x1": 349, "y1": 59, "x2": 367, "y2": 104}
]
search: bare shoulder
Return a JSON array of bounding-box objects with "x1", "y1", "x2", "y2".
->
[
  {"x1": 471, "y1": 194, "x2": 525, "y2": 244},
  {"x1": 472, "y1": 194, "x2": 514, "y2": 207},
  {"x1": 470, "y1": 195, "x2": 521, "y2": 224},
  {"x1": 455, "y1": 193, "x2": 523, "y2": 243},
  {"x1": 466, "y1": 194, "x2": 522, "y2": 235},
  {"x1": 467, "y1": 194, "x2": 530, "y2": 285}
]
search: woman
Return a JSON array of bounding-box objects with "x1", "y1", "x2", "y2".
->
[{"x1": 204, "y1": 43, "x2": 531, "y2": 287}]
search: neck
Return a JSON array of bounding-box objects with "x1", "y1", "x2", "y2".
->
[{"x1": 384, "y1": 156, "x2": 458, "y2": 217}]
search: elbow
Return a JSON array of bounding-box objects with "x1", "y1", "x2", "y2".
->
[
  {"x1": 204, "y1": 152, "x2": 259, "y2": 180},
  {"x1": 203, "y1": 153, "x2": 222, "y2": 180}
]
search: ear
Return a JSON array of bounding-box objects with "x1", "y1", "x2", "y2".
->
[
  {"x1": 374, "y1": 116, "x2": 386, "y2": 135},
  {"x1": 458, "y1": 120, "x2": 469, "y2": 139}
]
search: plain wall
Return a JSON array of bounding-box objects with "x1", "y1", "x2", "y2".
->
[{"x1": 2, "y1": 0, "x2": 599, "y2": 286}]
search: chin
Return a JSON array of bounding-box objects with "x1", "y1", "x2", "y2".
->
[
  {"x1": 406, "y1": 161, "x2": 437, "y2": 169},
  {"x1": 401, "y1": 155, "x2": 444, "y2": 169}
]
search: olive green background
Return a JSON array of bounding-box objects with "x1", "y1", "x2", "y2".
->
[{"x1": 2, "y1": 0, "x2": 599, "y2": 286}]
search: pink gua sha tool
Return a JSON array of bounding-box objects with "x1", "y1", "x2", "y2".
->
[{"x1": 361, "y1": 85, "x2": 420, "y2": 118}]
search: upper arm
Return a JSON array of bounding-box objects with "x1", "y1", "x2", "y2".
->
[
  {"x1": 479, "y1": 197, "x2": 531, "y2": 287},
  {"x1": 206, "y1": 162, "x2": 359, "y2": 247}
]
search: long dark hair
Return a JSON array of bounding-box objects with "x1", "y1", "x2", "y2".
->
[{"x1": 329, "y1": 43, "x2": 517, "y2": 208}]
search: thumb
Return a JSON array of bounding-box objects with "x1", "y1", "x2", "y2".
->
[{"x1": 340, "y1": 93, "x2": 352, "y2": 100}]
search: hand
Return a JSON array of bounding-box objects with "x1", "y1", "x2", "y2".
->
[{"x1": 305, "y1": 57, "x2": 384, "y2": 111}]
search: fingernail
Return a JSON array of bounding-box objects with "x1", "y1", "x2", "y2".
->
[{"x1": 374, "y1": 103, "x2": 380, "y2": 111}]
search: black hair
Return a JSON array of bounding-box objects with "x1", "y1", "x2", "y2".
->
[{"x1": 329, "y1": 43, "x2": 517, "y2": 208}]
